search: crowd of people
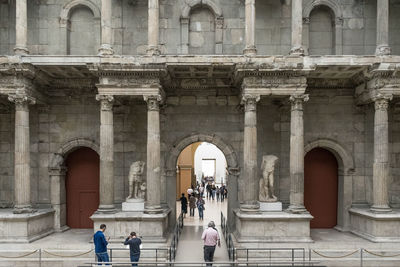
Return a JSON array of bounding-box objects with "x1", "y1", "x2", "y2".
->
[{"x1": 179, "y1": 180, "x2": 227, "y2": 219}]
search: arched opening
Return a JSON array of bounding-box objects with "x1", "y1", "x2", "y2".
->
[
  {"x1": 67, "y1": 5, "x2": 97, "y2": 55},
  {"x1": 189, "y1": 7, "x2": 216, "y2": 54},
  {"x1": 309, "y1": 6, "x2": 335, "y2": 55},
  {"x1": 176, "y1": 142, "x2": 227, "y2": 222},
  {"x1": 66, "y1": 147, "x2": 99, "y2": 228},
  {"x1": 304, "y1": 148, "x2": 338, "y2": 228}
]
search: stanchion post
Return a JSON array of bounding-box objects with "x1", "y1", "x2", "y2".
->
[
  {"x1": 39, "y1": 249, "x2": 41, "y2": 267},
  {"x1": 360, "y1": 248, "x2": 363, "y2": 267}
]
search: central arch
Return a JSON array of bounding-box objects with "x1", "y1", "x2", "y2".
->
[{"x1": 165, "y1": 134, "x2": 239, "y2": 230}]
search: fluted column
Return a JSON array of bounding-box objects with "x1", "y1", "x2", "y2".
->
[
  {"x1": 376, "y1": 0, "x2": 391, "y2": 55},
  {"x1": 371, "y1": 94, "x2": 392, "y2": 212},
  {"x1": 147, "y1": 0, "x2": 161, "y2": 55},
  {"x1": 241, "y1": 95, "x2": 260, "y2": 211},
  {"x1": 144, "y1": 95, "x2": 163, "y2": 213},
  {"x1": 15, "y1": 0, "x2": 29, "y2": 55},
  {"x1": 290, "y1": 0, "x2": 304, "y2": 55},
  {"x1": 243, "y1": 0, "x2": 257, "y2": 55},
  {"x1": 8, "y1": 94, "x2": 35, "y2": 213},
  {"x1": 288, "y1": 94, "x2": 309, "y2": 213},
  {"x1": 96, "y1": 95, "x2": 115, "y2": 213},
  {"x1": 99, "y1": 0, "x2": 114, "y2": 56}
]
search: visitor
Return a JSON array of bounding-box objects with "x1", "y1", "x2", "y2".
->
[
  {"x1": 189, "y1": 194, "x2": 197, "y2": 216},
  {"x1": 199, "y1": 184, "x2": 204, "y2": 198},
  {"x1": 187, "y1": 187, "x2": 193, "y2": 197},
  {"x1": 211, "y1": 184, "x2": 216, "y2": 200},
  {"x1": 197, "y1": 195, "x2": 205, "y2": 220},
  {"x1": 93, "y1": 224, "x2": 110, "y2": 265},
  {"x1": 220, "y1": 185, "x2": 225, "y2": 202},
  {"x1": 201, "y1": 221, "x2": 221, "y2": 267},
  {"x1": 179, "y1": 193, "x2": 188, "y2": 217},
  {"x1": 206, "y1": 183, "x2": 211, "y2": 199},
  {"x1": 124, "y1": 232, "x2": 142, "y2": 267},
  {"x1": 216, "y1": 186, "x2": 220, "y2": 202}
]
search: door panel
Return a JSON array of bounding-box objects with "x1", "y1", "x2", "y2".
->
[
  {"x1": 66, "y1": 147, "x2": 99, "y2": 228},
  {"x1": 304, "y1": 148, "x2": 338, "y2": 228}
]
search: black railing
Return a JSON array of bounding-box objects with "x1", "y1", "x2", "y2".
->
[
  {"x1": 221, "y1": 211, "x2": 235, "y2": 261},
  {"x1": 109, "y1": 247, "x2": 169, "y2": 263},
  {"x1": 235, "y1": 248, "x2": 306, "y2": 266},
  {"x1": 80, "y1": 260, "x2": 324, "y2": 266},
  {"x1": 169, "y1": 212, "x2": 184, "y2": 261}
]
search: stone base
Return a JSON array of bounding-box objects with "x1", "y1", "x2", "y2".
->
[
  {"x1": 91, "y1": 208, "x2": 171, "y2": 242},
  {"x1": 349, "y1": 208, "x2": 400, "y2": 242},
  {"x1": 259, "y1": 201, "x2": 282, "y2": 212},
  {"x1": 122, "y1": 199, "x2": 145, "y2": 212},
  {"x1": 233, "y1": 209, "x2": 313, "y2": 243},
  {"x1": 0, "y1": 209, "x2": 54, "y2": 243}
]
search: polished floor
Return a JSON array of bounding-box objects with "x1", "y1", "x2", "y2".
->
[{"x1": 175, "y1": 197, "x2": 229, "y2": 262}]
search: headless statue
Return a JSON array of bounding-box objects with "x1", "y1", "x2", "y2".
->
[
  {"x1": 259, "y1": 155, "x2": 278, "y2": 202},
  {"x1": 127, "y1": 161, "x2": 145, "y2": 200}
]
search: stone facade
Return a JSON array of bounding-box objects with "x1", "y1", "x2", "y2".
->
[{"x1": 0, "y1": 0, "x2": 399, "y2": 243}]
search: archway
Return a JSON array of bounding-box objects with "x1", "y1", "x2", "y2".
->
[
  {"x1": 304, "y1": 148, "x2": 338, "y2": 228},
  {"x1": 65, "y1": 147, "x2": 99, "y2": 228}
]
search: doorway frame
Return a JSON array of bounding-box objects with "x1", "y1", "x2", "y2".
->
[{"x1": 304, "y1": 139, "x2": 355, "y2": 231}]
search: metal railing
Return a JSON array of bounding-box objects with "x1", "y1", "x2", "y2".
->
[
  {"x1": 169, "y1": 212, "x2": 184, "y2": 261},
  {"x1": 79, "y1": 260, "x2": 324, "y2": 266},
  {"x1": 109, "y1": 247, "x2": 169, "y2": 263},
  {"x1": 221, "y1": 211, "x2": 235, "y2": 261},
  {"x1": 235, "y1": 248, "x2": 306, "y2": 266}
]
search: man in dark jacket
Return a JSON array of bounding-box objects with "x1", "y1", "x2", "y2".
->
[
  {"x1": 93, "y1": 224, "x2": 110, "y2": 265},
  {"x1": 124, "y1": 232, "x2": 142, "y2": 267}
]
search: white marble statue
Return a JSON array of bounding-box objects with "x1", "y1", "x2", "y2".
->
[
  {"x1": 127, "y1": 161, "x2": 146, "y2": 200},
  {"x1": 259, "y1": 155, "x2": 278, "y2": 202}
]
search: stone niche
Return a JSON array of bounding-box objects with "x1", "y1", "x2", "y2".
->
[
  {"x1": 233, "y1": 209, "x2": 313, "y2": 243},
  {"x1": 0, "y1": 209, "x2": 55, "y2": 243},
  {"x1": 91, "y1": 209, "x2": 171, "y2": 243},
  {"x1": 349, "y1": 208, "x2": 400, "y2": 242}
]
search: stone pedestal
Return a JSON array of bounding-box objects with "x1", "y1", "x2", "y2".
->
[
  {"x1": 349, "y1": 208, "x2": 400, "y2": 242},
  {"x1": 233, "y1": 209, "x2": 313, "y2": 243},
  {"x1": 259, "y1": 202, "x2": 282, "y2": 212},
  {"x1": 122, "y1": 199, "x2": 145, "y2": 212},
  {"x1": 91, "y1": 209, "x2": 171, "y2": 242},
  {"x1": 0, "y1": 209, "x2": 54, "y2": 243}
]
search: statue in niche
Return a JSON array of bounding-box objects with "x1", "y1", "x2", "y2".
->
[
  {"x1": 127, "y1": 161, "x2": 146, "y2": 200},
  {"x1": 259, "y1": 155, "x2": 278, "y2": 202}
]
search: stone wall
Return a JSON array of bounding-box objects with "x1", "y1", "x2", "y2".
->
[
  {"x1": 0, "y1": 0, "x2": 396, "y2": 55},
  {"x1": 0, "y1": 108, "x2": 13, "y2": 207}
]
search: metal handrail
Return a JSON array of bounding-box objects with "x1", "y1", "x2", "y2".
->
[
  {"x1": 80, "y1": 260, "x2": 323, "y2": 266},
  {"x1": 220, "y1": 211, "x2": 235, "y2": 261},
  {"x1": 235, "y1": 248, "x2": 306, "y2": 265},
  {"x1": 109, "y1": 247, "x2": 169, "y2": 262},
  {"x1": 169, "y1": 212, "x2": 184, "y2": 261}
]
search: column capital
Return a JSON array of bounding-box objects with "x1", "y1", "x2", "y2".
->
[
  {"x1": 290, "y1": 94, "x2": 309, "y2": 110},
  {"x1": 144, "y1": 94, "x2": 163, "y2": 111},
  {"x1": 241, "y1": 94, "x2": 260, "y2": 111},
  {"x1": 98, "y1": 44, "x2": 114, "y2": 56},
  {"x1": 96, "y1": 94, "x2": 114, "y2": 111},
  {"x1": 8, "y1": 94, "x2": 36, "y2": 110},
  {"x1": 373, "y1": 93, "x2": 392, "y2": 111},
  {"x1": 49, "y1": 166, "x2": 68, "y2": 176},
  {"x1": 376, "y1": 45, "x2": 391, "y2": 56},
  {"x1": 146, "y1": 45, "x2": 161, "y2": 56}
]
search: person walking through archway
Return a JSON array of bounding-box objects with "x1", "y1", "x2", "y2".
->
[
  {"x1": 189, "y1": 194, "x2": 197, "y2": 216},
  {"x1": 197, "y1": 195, "x2": 205, "y2": 220},
  {"x1": 201, "y1": 221, "x2": 221, "y2": 266},
  {"x1": 179, "y1": 193, "x2": 188, "y2": 218}
]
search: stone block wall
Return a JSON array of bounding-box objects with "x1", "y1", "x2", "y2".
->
[
  {"x1": 0, "y1": 107, "x2": 13, "y2": 208},
  {"x1": 0, "y1": 0, "x2": 395, "y2": 55}
]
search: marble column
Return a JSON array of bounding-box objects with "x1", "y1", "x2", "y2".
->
[
  {"x1": 50, "y1": 166, "x2": 67, "y2": 231},
  {"x1": 241, "y1": 95, "x2": 260, "y2": 211},
  {"x1": 15, "y1": 0, "x2": 29, "y2": 55},
  {"x1": 243, "y1": 0, "x2": 257, "y2": 55},
  {"x1": 147, "y1": 0, "x2": 161, "y2": 55},
  {"x1": 99, "y1": 0, "x2": 114, "y2": 56},
  {"x1": 288, "y1": 94, "x2": 309, "y2": 213},
  {"x1": 144, "y1": 95, "x2": 163, "y2": 213},
  {"x1": 96, "y1": 95, "x2": 115, "y2": 213},
  {"x1": 371, "y1": 94, "x2": 392, "y2": 212},
  {"x1": 8, "y1": 94, "x2": 35, "y2": 213},
  {"x1": 376, "y1": 0, "x2": 391, "y2": 55},
  {"x1": 290, "y1": 0, "x2": 304, "y2": 55}
]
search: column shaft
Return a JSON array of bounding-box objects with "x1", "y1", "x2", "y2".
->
[
  {"x1": 241, "y1": 95, "x2": 259, "y2": 211},
  {"x1": 145, "y1": 96, "x2": 162, "y2": 213},
  {"x1": 290, "y1": 0, "x2": 304, "y2": 55},
  {"x1": 243, "y1": 0, "x2": 256, "y2": 55},
  {"x1": 288, "y1": 94, "x2": 308, "y2": 213},
  {"x1": 8, "y1": 95, "x2": 35, "y2": 213},
  {"x1": 99, "y1": 0, "x2": 114, "y2": 55},
  {"x1": 371, "y1": 95, "x2": 392, "y2": 212},
  {"x1": 96, "y1": 95, "x2": 115, "y2": 212},
  {"x1": 15, "y1": 0, "x2": 29, "y2": 55},
  {"x1": 147, "y1": 0, "x2": 160, "y2": 55},
  {"x1": 376, "y1": 0, "x2": 391, "y2": 55}
]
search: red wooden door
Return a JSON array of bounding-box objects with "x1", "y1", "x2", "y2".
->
[
  {"x1": 304, "y1": 148, "x2": 338, "y2": 228},
  {"x1": 66, "y1": 147, "x2": 99, "y2": 228}
]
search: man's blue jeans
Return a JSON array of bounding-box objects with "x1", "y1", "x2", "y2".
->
[
  {"x1": 130, "y1": 253, "x2": 140, "y2": 267},
  {"x1": 96, "y1": 252, "x2": 110, "y2": 265}
]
